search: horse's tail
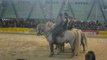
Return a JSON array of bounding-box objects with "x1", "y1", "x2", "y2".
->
[
  {"x1": 73, "y1": 29, "x2": 81, "y2": 56},
  {"x1": 82, "y1": 33, "x2": 88, "y2": 47}
]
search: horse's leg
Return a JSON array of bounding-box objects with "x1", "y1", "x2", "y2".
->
[
  {"x1": 37, "y1": 31, "x2": 41, "y2": 35},
  {"x1": 71, "y1": 39, "x2": 78, "y2": 56},
  {"x1": 55, "y1": 45, "x2": 57, "y2": 50},
  {"x1": 36, "y1": 28, "x2": 40, "y2": 35},
  {"x1": 37, "y1": 28, "x2": 42, "y2": 35},
  {"x1": 61, "y1": 43, "x2": 65, "y2": 52},
  {"x1": 56, "y1": 44, "x2": 60, "y2": 55},
  {"x1": 71, "y1": 44, "x2": 75, "y2": 57},
  {"x1": 69, "y1": 43, "x2": 74, "y2": 58},
  {"x1": 49, "y1": 43, "x2": 54, "y2": 57},
  {"x1": 81, "y1": 39, "x2": 85, "y2": 53},
  {"x1": 59, "y1": 44, "x2": 62, "y2": 52},
  {"x1": 59, "y1": 43, "x2": 62, "y2": 52}
]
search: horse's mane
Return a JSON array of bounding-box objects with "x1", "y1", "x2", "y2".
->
[{"x1": 45, "y1": 25, "x2": 64, "y2": 38}]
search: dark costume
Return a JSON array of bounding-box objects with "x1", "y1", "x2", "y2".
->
[{"x1": 52, "y1": 13, "x2": 69, "y2": 44}]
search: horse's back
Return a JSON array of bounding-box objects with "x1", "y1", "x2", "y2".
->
[
  {"x1": 65, "y1": 28, "x2": 79, "y2": 38},
  {"x1": 63, "y1": 29, "x2": 78, "y2": 45}
]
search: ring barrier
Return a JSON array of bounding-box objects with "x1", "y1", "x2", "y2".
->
[
  {"x1": 0, "y1": 28, "x2": 107, "y2": 36},
  {"x1": 0, "y1": 28, "x2": 34, "y2": 33}
]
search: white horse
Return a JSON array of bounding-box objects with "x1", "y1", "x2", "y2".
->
[
  {"x1": 46, "y1": 28, "x2": 87, "y2": 57},
  {"x1": 60, "y1": 28, "x2": 87, "y2": 56},
  {"x1": 46, "y1": 21, "x2": 55, "y2": 29},
  {"x1": 36, "y1": 22, "x2": 44, "y2": 35},
  {"x1": 36, "y1": 21, "x2": 55, "y2": 35}
]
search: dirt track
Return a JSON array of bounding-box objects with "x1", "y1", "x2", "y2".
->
[{"x1": 0, "y1": 34, "x2": 107, "y2": 60}]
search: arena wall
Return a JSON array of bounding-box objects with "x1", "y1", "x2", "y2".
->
[
  {"x1": 0, "y1": 28, "x2": 107, "y2": 37},
  {"x1": 98, "y1": 31, "x2": 107, "y2": 35},
  {"x1": 0, "y1": 28, "x2": 35, "y2": 34},
  {"x1": 0, "y1": 0, "x2": 107, "y2": 21}
]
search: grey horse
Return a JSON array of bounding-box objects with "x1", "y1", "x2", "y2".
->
[
  {"x1": 36, "y1": 21, "x2": 55, "y2": 35},
  {"x1": 46, "y1": 28, "x2": 87, "y2": 57}
]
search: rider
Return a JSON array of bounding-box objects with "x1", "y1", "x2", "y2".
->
[
  {"x1": 63, "y1": 12, "x2": 69, "y2": 30},
  {"x1": 52, "y1": 12, "x2": 69, "y2": 44}
]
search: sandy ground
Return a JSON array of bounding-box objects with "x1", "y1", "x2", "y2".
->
[{"x1": 0, "y1": 33, "x2": 107, "y2": 60}]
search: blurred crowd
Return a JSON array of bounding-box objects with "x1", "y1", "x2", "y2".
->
[
  {"x1": 0, "y1": 18, "x2": 107, "y2": 30},
  {"x1": 68, "y1": 19, "x2": 107, "y2": 30},
  {"x1": 0, "y1": 18, "x2": 39, "y2": 28}
]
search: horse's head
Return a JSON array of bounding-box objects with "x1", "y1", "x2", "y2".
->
[{"x1": 36, "y1": 23, "x2": 45, "y2": 35}]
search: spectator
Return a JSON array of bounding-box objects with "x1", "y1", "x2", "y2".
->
[{"x1": 85, "y1": 51, "x2": 96, "y2": 60}]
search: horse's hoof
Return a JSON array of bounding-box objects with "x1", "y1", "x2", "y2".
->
[
  {"x1": 61, "y1": 50, "x2": 64, "y2": 52},
  {"x1": 17, "y1": 59, "x2": 25, "y2": 60},
  {"x1": 74, "y1": 53, "x2": 78, "y2": 56},
  {"x1": 49, "y1": 53, "x2": 54, "y2": 57},
  {"x1": 61, "y1": 51, "x2": 64, "y2": 53},
  {"x1": 56, "y1": 52, "x2": 60, "y2": 55},
  {"x1": 49, "y1": 54, "x2": 53, "y2": 57},
  {"x1": 76, "y1": 54, "x2": 78, "y2": 56},
  {"x1": 71, "y1": 54, "x2": 74, "y2": 58},
  {"x1": 37, "y1": 34, "x2": 40, "y2": 36},
  {"x1": 55, "y1": 51, "x2": 60, "y2": 55}
]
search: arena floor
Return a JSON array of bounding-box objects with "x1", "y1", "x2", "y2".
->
[{"x1": 0, "y1": 33, "x2": 107, "y2": 60}]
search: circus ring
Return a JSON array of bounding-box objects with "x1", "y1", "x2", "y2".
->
[{"x1": 0, "y1": 32, "x2": 107, "y2": 60}]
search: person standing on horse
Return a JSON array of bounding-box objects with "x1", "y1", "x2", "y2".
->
[
  {"x1": 52, "y1": 12, "x2": 69, "y2": 44},
  {"x1": 63, "y1": 12, "x2": 69, "y2": 30}
]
